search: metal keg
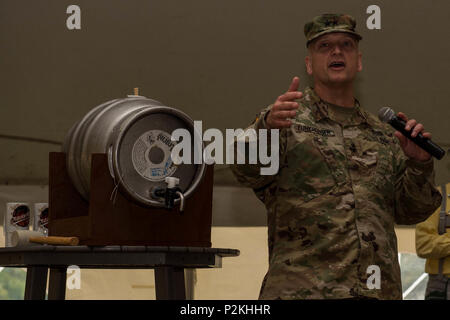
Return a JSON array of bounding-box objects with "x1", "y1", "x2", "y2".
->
[{"x1": 62, "y1": 94, "x2": 206, "y2": 208}]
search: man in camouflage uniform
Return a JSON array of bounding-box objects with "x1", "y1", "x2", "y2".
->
[{"x1": 231, "y1": 14, "x2": 442, "y2": 299}]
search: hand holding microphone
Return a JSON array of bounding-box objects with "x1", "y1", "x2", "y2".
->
[{"x1": 378, "y1": 107, "x2": 445, "y2": 161}]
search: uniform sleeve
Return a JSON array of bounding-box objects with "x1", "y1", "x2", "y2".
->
[
  {"x1": 229, "y1": 104, "x2": 288, "y2": 192},
  {"x1": 415, "y1": 202, "x2": 450, "y2": 259},
  {"x1": 392, "y1": 140, "x2": 443, "y2": 225}
]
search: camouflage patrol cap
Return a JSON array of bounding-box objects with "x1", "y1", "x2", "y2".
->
[{"x1": 304, "y1": 14, "x2": 362, "y2": 47}]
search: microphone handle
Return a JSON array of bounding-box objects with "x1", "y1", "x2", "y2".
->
[{"x1": 389, "y1": 117, "x2": 445, "y2": 160}]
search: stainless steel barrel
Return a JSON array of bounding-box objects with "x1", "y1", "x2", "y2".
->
[{"x1": 62, "y1": 95, "x2": 206, "y2": 207}]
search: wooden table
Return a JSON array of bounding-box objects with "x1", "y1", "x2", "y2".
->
[{"x1": 0, "y1": 245, "x2": 240, "y2": 300}]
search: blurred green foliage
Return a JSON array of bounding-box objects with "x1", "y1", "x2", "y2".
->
[{"x1": 0, "y1": 268, "x2": 26, "y2": 300}]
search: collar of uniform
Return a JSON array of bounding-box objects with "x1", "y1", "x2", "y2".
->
[{"x1": 304, "y1": 87, "x2": 370, "y2": 126}]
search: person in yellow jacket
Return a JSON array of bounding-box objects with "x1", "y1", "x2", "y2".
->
[{"x1": 416, "y1": 182, "x2": 450, "y2": 300}]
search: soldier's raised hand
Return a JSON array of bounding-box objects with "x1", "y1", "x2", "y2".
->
[{"x1": 266, "y1": 76, "x2": 302, "y2": 129}]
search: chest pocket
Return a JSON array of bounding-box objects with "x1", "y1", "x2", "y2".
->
[
  {"x1": 277, "y1": 131, "x2": 338, "y2": 202},
  {"x1": 312, "y1": 135, "x2": 348, "y2": 187},
  {"x1": 352, "y1": 128, "x2": 395, "y2": 192}
]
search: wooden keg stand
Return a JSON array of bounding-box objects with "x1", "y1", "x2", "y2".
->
[{"x1": 47, "y1": 152, "x2": 213, "y2": 247}]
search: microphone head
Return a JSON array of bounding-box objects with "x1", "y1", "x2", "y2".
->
[{"x1": 378, "y1": 107, "x2": 395, "y2": 123}]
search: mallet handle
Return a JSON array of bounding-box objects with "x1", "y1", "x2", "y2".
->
[{"x1": 29, "y1": 236, "x2": 79, "y2": 246}]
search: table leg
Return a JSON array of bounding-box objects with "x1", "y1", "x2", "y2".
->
[
  {"x1": 24, "y1": 266, "x2": 48, "y2": 300},
  {"x1": 154, "y1": 266, "x2": 186, "y2": 300},
  {"x1": 48, "y1": 267, "x2": 67, "y2": 300},
  {"x1": 185, "y1": 268, "x2": 196, "y2": 300}
]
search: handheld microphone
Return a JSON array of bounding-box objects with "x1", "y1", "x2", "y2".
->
[{"x1": 378, "y1": 107, "x2": 445, "y2": 160}]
